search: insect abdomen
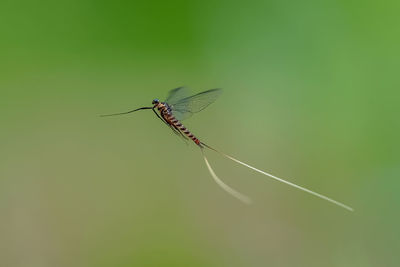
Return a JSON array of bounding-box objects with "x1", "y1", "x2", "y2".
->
[{"x1": 170, "y1": 117, "x2": 201, "y2": 146}]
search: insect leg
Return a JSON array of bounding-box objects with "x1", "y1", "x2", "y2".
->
[
  {"x1": 152, "y1": 109, "x2": 188, "y2": 143},
  {"x1": 152, "y1": 108, "x2": 170, "y2": 126},
  {"x1": 154, "y1": 109, "x2": 189, "y2": 141},
  {"x1": 171, "y1": 122, "x2": 190, "y2": 140}
]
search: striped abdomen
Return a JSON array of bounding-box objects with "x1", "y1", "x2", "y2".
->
[
  {"x1": 158, "y1": 107, "x2": 201, "y2": 146},
  {"x1": 157, "y1": 104, "x2": 201, "y2": 146},
  {"x1": 169, "y1": 115, "x2": 201, "y2": 146}
]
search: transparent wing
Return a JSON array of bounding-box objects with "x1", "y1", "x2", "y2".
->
[
  {"x1": 165, "y1": 87, "x2": 190, "y2": 105},
  {"x1": 167, "y1": 88, "x2": 222, "y2": 121}
]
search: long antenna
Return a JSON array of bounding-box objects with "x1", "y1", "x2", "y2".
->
[
  {"x1": 100, "y1": 107, "x2": 153, "y2": 117},
  {"x1": 201, "y1": 142, "x2": 354, "y2": 212}
]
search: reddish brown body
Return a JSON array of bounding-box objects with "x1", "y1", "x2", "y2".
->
[{"x1": 155, "y1": 102, "x2": 202, "y2": 147}]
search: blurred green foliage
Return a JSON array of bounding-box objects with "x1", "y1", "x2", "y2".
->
[{"x1": 1, "y1": 0, "x2": 399, "y2": 266}]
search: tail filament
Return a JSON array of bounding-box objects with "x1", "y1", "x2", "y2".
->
[
  {"x1": 200, "y1": 142, "x2": 353, "y2": 212},
  {"x1": 202, "y1": 149, "x2": 252, "y2": 204}
]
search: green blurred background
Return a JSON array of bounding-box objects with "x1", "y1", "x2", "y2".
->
[{"x1": 1, "y1": 0, "x2": 399, "y2": 266}]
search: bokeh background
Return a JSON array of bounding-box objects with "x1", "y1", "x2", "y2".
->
[{"x1": 1, "y1": 0, "x2": 399, "y2": 266}]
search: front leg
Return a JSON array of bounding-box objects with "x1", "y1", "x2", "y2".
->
[{"x1": 152, "y1": 109, "x2": 188, "y2": 143}]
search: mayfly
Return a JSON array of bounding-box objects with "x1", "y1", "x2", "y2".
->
[{"x1": 101, "y1": 87, "x2": 353, "y2": 211}]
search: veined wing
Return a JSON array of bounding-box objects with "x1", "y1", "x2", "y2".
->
[
  {"x1": 165, "y1": 87, "x2": 190, "y2": 105},
  {"x1": 168, "y1": 88, "x2": 222, "y2": 121}
]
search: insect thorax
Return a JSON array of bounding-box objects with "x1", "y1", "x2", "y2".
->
[{"x1": 157, "y1": 102, "x2": 171, "y2": 113}]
